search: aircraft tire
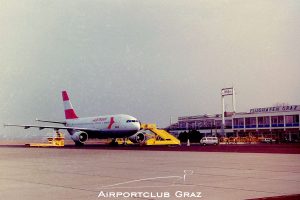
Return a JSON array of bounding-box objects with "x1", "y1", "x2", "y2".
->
[{"x1": 75, "y1": 141, "x2": 84, "y2": 147}]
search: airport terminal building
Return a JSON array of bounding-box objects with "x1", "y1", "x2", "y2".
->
[{"x1": 169, "y1": 105, "x2": 300, "y2": 141}]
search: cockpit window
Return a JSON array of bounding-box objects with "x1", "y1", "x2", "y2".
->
[{"x1": 126, "y1": 120, "x2": 139, "y2": 123}]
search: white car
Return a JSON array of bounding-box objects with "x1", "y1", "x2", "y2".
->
[
  {"x1": 261, "y1": 138, "x2": 276, "y2": 143},
  {"x1": 200, "y1": 137, "x2": 219, "y2": 145}
]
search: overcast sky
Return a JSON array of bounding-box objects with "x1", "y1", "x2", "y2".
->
[{"x1": 0, "y1": 0, "x2": 299, "y2": 138}]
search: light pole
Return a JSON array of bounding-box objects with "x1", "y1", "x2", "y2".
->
[{"x1": 221, "y1": 87, "x2": 236, "y2": 138}]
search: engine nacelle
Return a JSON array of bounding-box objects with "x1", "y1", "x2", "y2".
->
[
  {"x1": 128, "y1": 131, "x2": 146, "y2": 144},
  {"x1": 71, "y1": 131, "x2": 88, "y2": 144}
]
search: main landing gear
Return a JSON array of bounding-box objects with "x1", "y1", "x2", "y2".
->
[{"x1": 75, "y1": 141, "x2": 84, "y2": 147}]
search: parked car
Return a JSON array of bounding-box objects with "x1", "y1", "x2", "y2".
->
[
  {"x1": 200, "y1": 137, "x2": 219, "y2": 146},
  {"x1": 260, "y1": 138, "x2": 276, "y2": 143}
]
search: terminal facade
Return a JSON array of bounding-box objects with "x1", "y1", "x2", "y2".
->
[{"x1": 169, "y1": 105, "x2": 300, "y2": 142}]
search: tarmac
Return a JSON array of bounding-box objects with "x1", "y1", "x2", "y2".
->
[{"x1": 0, "y1": 146, "x2": 300, "y2": 200}]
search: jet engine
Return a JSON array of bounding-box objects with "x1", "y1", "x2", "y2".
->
[
  {"x1": 128, "y1": 131, "x2": 146, "y2": 144},
  {"x1": 71, "y1": 131, "x2": 88, "y2": 144}
]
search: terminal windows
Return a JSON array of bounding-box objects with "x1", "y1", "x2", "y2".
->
[
  {"x1": 264, "y1": 116, "x2": 270, "y2": 126},
  {"x1": 215, "y1": 120, "x2": 222, "y2": 128},
  {"x1": 271, "y1": 116, "x2": 278, "y2": 123},
  {"x1": 245, "y1": 118, "x2": 250, "y2": 125},
  {"x1": 195, "y1": 121, "x2": 201, "y2": 129},
  {"x1": 258, "y1": 116, "x2": 270, "y2": 127},
  {"x1": 233, "y1": 118, "x2": 244, "y2": 128},
  {"x1": 196, "y1": 120, "x2": 214, "y2": 129},
  {"x1": 271, "y1": 116, "x2": 278, "y2": 127},
  {"x1": 233, "y1": 118, "x2": 238, "y2": 128},
  {"x1": 239, "y1": 118, "x2": 244, "y2": 128},
  {"x1": 215, "y1": 120, "x2": 232, "y2": 129},
  {"x1": 296, "y1": 115, "x2": 300, "y2": 125},
  {"x1": 225, "y1": 120, "x2": 232, "y2": 129},
  {"x1": 179, "y1": 122, "x2": 186, "y2": 129},
  {"x1": 245, "y1": 117, "x2": 256, "y2": 128},
  {"x1": 271, "y1": 116, "x2": 285, "y2": 127},
  {"x1": 258, "y1": 117, "x2": 263, "y2": 127},
  {"x1": 188, "y1": 122, "x2": 195, "y2": 129},
  {"x1": 250, "y1": 118, "x2": 256, "y2": 126},
  {"x1": 206, "y1": 119, "x2": 214, "y2": 128},
  {"x1": 285, "y1": 115, "x2": 293, "y2": 125},
  {"x1": 285, "y1": 115, "x2": 300, "y2": 127},
  {"x1": 278, "y1": 116, "x2": 284, "y2": 127}
]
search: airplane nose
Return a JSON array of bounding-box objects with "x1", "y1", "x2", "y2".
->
[
  {"x1": 136, "y1": 122, "x2": 141, "y2": 131},
  {"x1": 132, "y1": 121, "x2": 140, "y2": 131}
]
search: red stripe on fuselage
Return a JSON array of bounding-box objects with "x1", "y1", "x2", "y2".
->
[
  {"x1": 62, "y1": 91, "x2": 69, "y2": 101},
  {"x1": 65, "y1": 109, "x2": 78, "y2": 119},
  {"x1": 108, "y1": 117, "x2": 115, "y2": 129}
]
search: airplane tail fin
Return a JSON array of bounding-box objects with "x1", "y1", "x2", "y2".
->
[{"x1": 62, "y1": 91, "x2": 79, "y2": 120}]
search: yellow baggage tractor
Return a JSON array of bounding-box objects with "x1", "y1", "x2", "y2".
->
[{"x1": 28, "y1": 132, "x2": 64, "y2": 147}]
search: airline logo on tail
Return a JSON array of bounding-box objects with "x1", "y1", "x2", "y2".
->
[{"x1": 62, "y1": 91, "x2": 78, "y2": 120}]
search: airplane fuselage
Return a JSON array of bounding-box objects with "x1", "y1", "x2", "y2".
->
[{"x1": 66, "y1": 114, "x2": 140, "y2": 139}]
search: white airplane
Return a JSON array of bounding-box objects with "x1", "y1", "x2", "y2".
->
[{"x1": 5, "y1": 91, "x2": 145, "y2": 146}]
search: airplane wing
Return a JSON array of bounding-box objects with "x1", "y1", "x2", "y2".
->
[
  {"x1": 3, "y1": 124, "x2": 99, "y2": 132},
  {"x1": 35, "y1": 118, "x2": 66, "y2": 125}
]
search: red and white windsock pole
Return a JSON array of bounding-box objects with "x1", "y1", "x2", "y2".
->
[{"x1": 62, "y1": 91, "x2": 79, "y2": 120}]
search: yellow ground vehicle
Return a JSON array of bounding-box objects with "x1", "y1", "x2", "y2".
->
[
  {"x1": 28, "y1": 132, "x2": 64, "y2": 147},
  {"x1": 116, "y1": 123, "x2": 180, "y2": 146}
]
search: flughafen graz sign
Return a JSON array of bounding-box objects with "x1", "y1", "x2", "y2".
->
[{"x1": 250, "y1": 105, "x2": 300, "y2": 114}]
